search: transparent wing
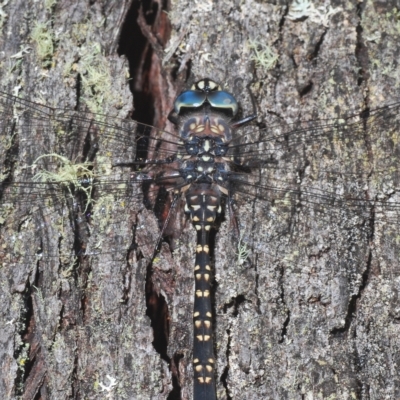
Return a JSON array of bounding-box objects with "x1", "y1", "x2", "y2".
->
[
  {"x1": 227, "y1": 103, "x2": 400, "y2": 281},
  {"x1": 0, "y1": 91, "x2": 174, "y2": 266},
  {"x1": 230, "y1": 101, "x2": 400, "y2": 213},
  {"x1": 0, "y1": 91, "x2": 399, "y2": 281}
]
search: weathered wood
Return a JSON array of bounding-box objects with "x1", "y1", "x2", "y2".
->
[{"x1": 0, "y1": 0, "x2": 399, "y2": 399}]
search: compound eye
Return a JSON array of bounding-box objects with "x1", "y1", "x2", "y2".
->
[
  {"x1": 174, "y1": 91, "x2": 207, "y2": 114},
  {"x1": 207, "y1": 91, "x2": 239, "y2": 115}
]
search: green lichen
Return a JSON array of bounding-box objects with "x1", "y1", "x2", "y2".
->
[
  {"x1": 236, "y1": 232, "x2": 250, "y2": 266},
  {"x1": 32, "y1": 154, "x2": 94, "y2": 211},
  {"x1": 44, "y1": 0, "x2": 57, "y2": 11},
  {"x1": 31, "y1": 21, "x2": 55, "y2": 67},
  {"x1": 248, "y1": 40, "x2": 278, "y2": 72},
  {"x1": 287, "y1": 0, "x2": 341, "y2": 27},
  {"x1": 80, "y1": 53, "x2": 113, "y2": 114},
  {"x1": 60, "y1": 21, "x2": 115, "y2": 115}
]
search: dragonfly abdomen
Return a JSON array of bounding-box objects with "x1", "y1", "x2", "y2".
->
[{"x1": 185, "y1": 186, "x2": 221, "y2": 400}]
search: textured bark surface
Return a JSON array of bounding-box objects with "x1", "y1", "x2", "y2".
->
[
  {"x1": 0, "y1": 0, "x2": 400, "y2": 399},
  {"x1": 0, "y1": 1, "x2": 169, "y2": 399}
]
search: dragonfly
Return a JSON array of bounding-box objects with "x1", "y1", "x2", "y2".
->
[{"x1": 0, "y1": 80, "x2": 399, "y2": 399}]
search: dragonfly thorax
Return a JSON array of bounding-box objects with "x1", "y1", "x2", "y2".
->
[
  {"x1": 184, "y1": 136, "x2": 229, "y2": 157},
  {"x1": 178, "y1": 114, "x2": 233, "y2": 142},
  {"x1": 176, "y1": 111, "x2": 233, "y2": 191},
  {"x1": 179, "y1": 158, "x2": 230, "y2": 188}
]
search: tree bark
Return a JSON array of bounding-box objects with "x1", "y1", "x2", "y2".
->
[
  {"x1": 0, "y1": 1, "x2": 169, "y2": 399},
  {"x1": 1, "y1": 0, "x2": 399, "y2": 399}
]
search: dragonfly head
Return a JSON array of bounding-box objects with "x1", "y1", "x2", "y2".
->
[{"x1": 173, "y1": 78, "x2": 239, "y2": 117}]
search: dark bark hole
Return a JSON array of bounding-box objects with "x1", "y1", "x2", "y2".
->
[
  {"x1": 278, "y1": 263, "x2": 290, "y2": 344},
  {"x1": 278, "y1": 310, "x2": 290, "y2": 344},
  {"x1": 145, "y1": 262, "x2": 171, "y2": 363},
  {"x1": 14, "y1": 284, "x2": 36, "y2": 395},
  {"x1": 118, "y1": 0, "x2": 157, "y2": 121},
  {"x1": 355, "y1": 2, "x2": 369, "y2": 85},
  {"x1": 150, "y1": 186, "x2": 170, "y2": 230},
  {"x1": 167, "y1": 354, "x2": 183, "y2": 400},
  {"x1": 220, "y1": 328, "x2": 233, "y2": 400},
  {"x1": 75, "y1": 73, "x2": 82, "y2": 110},
  {"x1": 118, "y1": 0, "x2": 155, "y2": 162},
  {"x1": 298, "y1": 81, "x2": 313, "y2": 97},
  {"x1": 223, "y1": 295, "x2": 245, "y2": 316},
  {"x1": 118, "y1": 0, "x2": 169, "y2": 120},
  {"x1": 308, "y1": 30, "x2": 326, "y2": 62},
  {"x1": 118, "y1": 0, "x2": 171, "y2": 160},
  {"x1": 72, "y1": 209, "x2": 90, "y2": 261}
]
